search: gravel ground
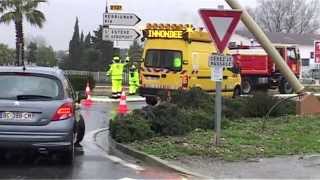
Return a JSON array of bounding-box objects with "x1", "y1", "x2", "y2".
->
[{"x1": 168, "y1": 155, "x2": 320, "y2": 178}]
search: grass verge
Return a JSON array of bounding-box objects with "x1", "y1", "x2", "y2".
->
[{"x1": 129, "y1": 116, "x2": 320, "y2": 161}]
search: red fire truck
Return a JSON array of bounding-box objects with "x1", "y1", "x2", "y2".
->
[{"x1": 230, "y1": 44, "x2": 301, "y2": 94}]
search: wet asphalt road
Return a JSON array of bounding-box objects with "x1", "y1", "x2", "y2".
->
[{"x1": 0, "y1": 101, "x2": 184, "y2": 179}]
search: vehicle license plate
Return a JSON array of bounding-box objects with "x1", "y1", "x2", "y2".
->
[{"x1": 0, "y1": 112, "x2": 33, "y2": 120}]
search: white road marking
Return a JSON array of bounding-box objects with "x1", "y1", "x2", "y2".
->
[{"x1": 84, "y1": 128, "x2": 145, "y2": 172}]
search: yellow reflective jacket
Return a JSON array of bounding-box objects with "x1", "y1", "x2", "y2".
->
[
  {"x1": 107, "y1": 63, "x2": 125, "y2": 80},
  {"x1": 129, "y1": 70, "x2": 139, "y2": 84}
]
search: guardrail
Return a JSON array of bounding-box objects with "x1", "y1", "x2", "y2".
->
[{"x1": 64, "y1": 70, "x2": 129, "y2": 84}]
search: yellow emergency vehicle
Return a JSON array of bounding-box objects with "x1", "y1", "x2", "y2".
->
[{"x1": 139, "y1": 23, "x2": 242, "y2": 105}]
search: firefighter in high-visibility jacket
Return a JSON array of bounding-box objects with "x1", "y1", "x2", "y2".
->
[
  {"x1": 107, "y1": 56, "x2": 125, "y2": 98},
  {"x1": 129, "y1": 64, "x2": 139, "y2": 95}
]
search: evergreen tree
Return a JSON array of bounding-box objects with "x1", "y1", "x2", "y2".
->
[
  {"x1": 0, "y1": 43, "x2": 14, "y2": 65},
  {"x1": 61, "y1": 22, "x2": 114, "y2": 71},
  {"x1": 84, "y1": 32, "x2": 92, "y2": 48},
  {"x1": 36, "y1": 45, "x2": 57, "y2": 67},
  {"x1": 67, "y1": 17, "x2": 81, "y2": 70},
  {"x1": 128, "y1": 40, "x2": 143, "y2": 65},
  {"x1": 80, "y1": 31, "x2": 84, "y2": 43},
  {"x1": 92, "y1": 25, "x2": 114, "y2": 71}
]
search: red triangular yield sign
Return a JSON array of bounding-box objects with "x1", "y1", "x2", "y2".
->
[{"x1": 199, "y1": 9, "x2": 242, "y2": 53}]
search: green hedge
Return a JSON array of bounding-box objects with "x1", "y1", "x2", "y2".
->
[
  {"x1": 110, "y1": 89, "x2": 296, "y2": 143},
  {"x1": 110, "y1": 102, "x2": 215, "y2": 143},
  {"x1": 223, "y1": 92, "x2": 296, "y2": 118},
  {"x1": 109, "y1": 111, "x2": 154, "y2": 143},
  {"x1": 170, "y1": 88, "x2": 215, "y2": 112},
  {"x1": 66, "y1": 74, "x2": 95, "y2": 92}
]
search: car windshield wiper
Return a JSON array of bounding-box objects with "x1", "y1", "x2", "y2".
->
[{"x1": 16, "y1": 95, "x2": 53, "y2": 101}]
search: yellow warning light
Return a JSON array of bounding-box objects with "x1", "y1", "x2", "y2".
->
[
  {"x1": 152, "y1": 23, "x2": 158, "y2": 29},
  {"x1": 177, "y1": 24, "x2": 184, "y2": 30},
  {"x1": 145, "y1": 23, "x2": 194, "y2": 31},
  {"x1": 170, "y1": 24, "x2": 178, "y2": 30},
  {"x1": 146, "y1": 23, "x2": 152, "y2": 29},
  {"x1": 158, "y1": 23, "x2": 165, "y2": 29},
  {"x1": 165, "y1": 24, "x2": 171, "y2": 30},
  {"x1": 185, "y1": 24, "x2": 194, "y2": 33}
]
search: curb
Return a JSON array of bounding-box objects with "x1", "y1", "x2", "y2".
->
[{"x1": 106, "y1": 132, "x2": 210, "y2": 179}]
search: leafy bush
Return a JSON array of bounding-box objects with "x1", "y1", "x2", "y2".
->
[
  {"x1": 182, "y1": 109, "x2": 214, "y2": 130},
  {"x1": 170, "y1": 88, "x2": 215, "y2": 112},
  {"x1": 66, "y1": 74, "x2": 95, "y2": 92},
  {"x1": 144, "y1": 103, "x2": 214, "y2": 135},
  {"x1": 109, "y1": 112, "x2": 154, "y2": 143},
  {"x1": 223, "y1": 92, "x2": 296, "y2": 118},
  {"x1": 148, "y1": 103, "x2": 191, "y2": 136},
  {"x1": 110, "y1": 90, "x2": 297, "y2": 143}
]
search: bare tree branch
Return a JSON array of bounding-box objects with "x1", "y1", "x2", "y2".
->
[{"x1": 249, "y1": 0, "x2": 320, "y2": 34}]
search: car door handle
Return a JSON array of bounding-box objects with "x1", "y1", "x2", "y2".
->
[
  {"x1": 223, "y1": 76, "x2": 228, "y2": 80},
  {"x1": 161, "y1": 74, "x2": 166, "y2": 78}
]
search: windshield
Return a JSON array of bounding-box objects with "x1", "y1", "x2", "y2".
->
[
  {"x1": 0, "y1": 74, "x2": 62, "y2": 100},
  {"x1": 145, "y1": 50, "x2": 182, "y2": 71}
]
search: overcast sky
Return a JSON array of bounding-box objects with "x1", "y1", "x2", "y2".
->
[{"x1": 0, "y1": 0, "x2": 256, "y2": 50}]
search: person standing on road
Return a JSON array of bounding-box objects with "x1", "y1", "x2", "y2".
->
[
  {"x1": 106, "y1": 56, "x2": 125, "y2": 98},
  {"x1": 129, "y1": 64, "x2": 140, "y2": 95}
]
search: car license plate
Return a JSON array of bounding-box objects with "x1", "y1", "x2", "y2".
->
[{"x1": 0, "y1": 112, "x2": 33, "y2": 120}]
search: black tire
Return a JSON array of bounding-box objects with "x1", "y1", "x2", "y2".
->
[
  {"x1": 233, "y1": 86, "x2": 241, "y2": 98},
  {"x1": 279, "y1": 78, "x2": 293, "y2": 94},
  {"x1": 146, "y1": 96, "x2": 157, "y2": 106},
  {"x1": 76, "y1": 116, "x2": 85, "y2": 144},
  {"x1": 61, "y1": 137, "x2": 74, "y2": 165},
  {"x1": 242, "y1": 79, "x2": 252, "y2": 94}
]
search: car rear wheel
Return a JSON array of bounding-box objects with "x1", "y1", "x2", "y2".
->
[
  {"x1": 233, "y1": 86, "x2": 241, "y2": 98},
  {"x1": 76, "y1": 116, "x2": 85, "y2": 144},
  {"x1": 146, "y1": 96, "x2": 158, "y2": 106},
  {"x1": 61, "y1": 136, "x2": 74, "y2": 165},
  {"x1": 279, "y1": 78, "x2": 293, "y2": 94}
]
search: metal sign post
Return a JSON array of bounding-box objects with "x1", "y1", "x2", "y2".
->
[
  {"x1": 199, "y1": 9, "x2": 242, "y2": 145},
  {"x1": 209, "y1": 54, "x2": 233, "y2": 145},
  {"x1": 215, "y1": 80, "x2": 222, "y2": 144}
]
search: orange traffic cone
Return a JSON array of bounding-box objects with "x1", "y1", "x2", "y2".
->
[
  {"x1": 118, "y1": 91, "x2": 128, "y2": 115},
  {"x1": 85, "y1": 82, "x2": 91, "y2": 99},
  {"x1": 83, "y1": 82, "x2": 92, "y2": 106}
]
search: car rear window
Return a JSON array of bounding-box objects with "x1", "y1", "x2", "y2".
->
[{"x1": 0, "y1": 73, "x2": 63, "y2": 100}]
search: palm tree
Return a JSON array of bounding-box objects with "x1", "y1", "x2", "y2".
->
[{"x1": 0, "y1": 0, "x2": 46, "y2": 66}]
